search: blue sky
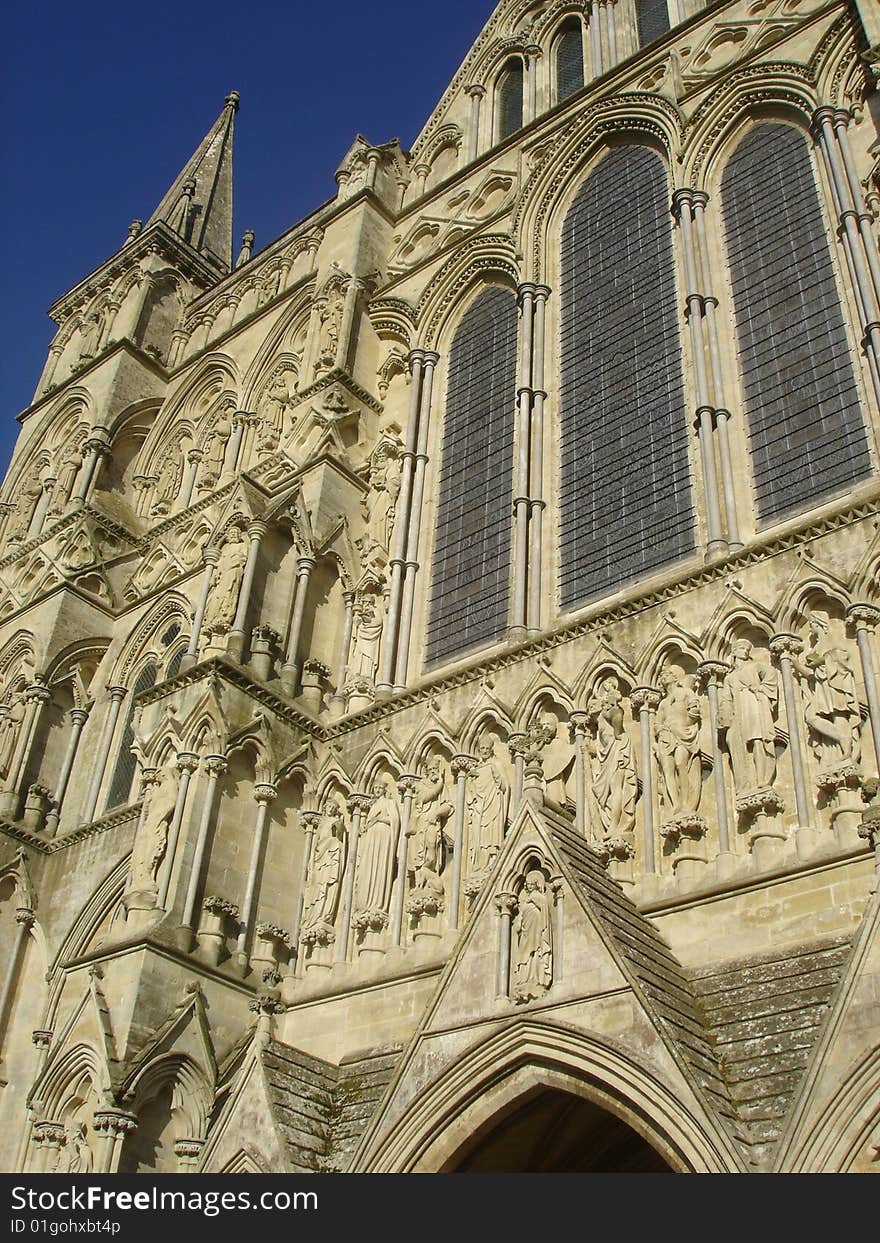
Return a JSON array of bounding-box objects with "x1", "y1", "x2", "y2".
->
[{"x1": 0, "y1": 0, "x2": 493, "y2": 471}]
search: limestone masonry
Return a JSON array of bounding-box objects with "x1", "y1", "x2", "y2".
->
[{"x1": 1, "y1": 0, "x2": 879, "y2": 1173}]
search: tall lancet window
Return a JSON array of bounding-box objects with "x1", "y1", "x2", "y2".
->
[
  {"x1": 497, "y1": 60, "x2": 524, "y2": 142},
  {"x1": 105, "y1": 662, "x2": 157, "y2": 810},
  {"x1": 721, "y1": 123, "x2": 870, "y2": 524},
  {"x1": 555, "y1": 20, "x2": 584, "y2": 102},
  {"x1": 636, "y1": 0, "x2": 671, "y2": 48},
  {"x1": 426, "y1": 286, "x2": 517, "y2": 665},
  {"x1": 559, "y1": 146, "x2": 694, "y2": 611}
]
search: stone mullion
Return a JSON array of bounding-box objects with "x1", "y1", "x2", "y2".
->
[
  {"x1": 180, "y1": 549, "x2": 219, "y2": 673},
  {"x1": 673, "y1": 190, "x2": 726, "y2": 555},
  {"x1": 588, "y1": 2, "x2": 602, "y2": 78},
  {"x1": 630, "y1": 689, "x2": 661, "y2": 875},
  {"x1": 234, "y1": 783, "x2": 277, "y2": 973},
  {"x1": 378, "y1": 350, "x2": 425, "y2": 694},
  {"x1": 465, "y1": 86, "x2": 485, "y2": 163},
  {"x1": 394, "y1": 351, "x2": 438, "y2": 691},
  {"x1": 177, "y1": 754, "x2": 227, "y2": 950}
]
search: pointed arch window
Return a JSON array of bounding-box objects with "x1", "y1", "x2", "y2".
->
[
  {"x1": 497, "y1": 60, "x2": 524, "y2": 142},
  {"x1": 721, "y1": 123, "x2": 871, "y2": 523},
  {"x1": 426, "y1": 286, "x2": 518, "y2": 665},
  {"x1": 105, "y1": 662, "x2": 157, "y2": 810},
  {"x1": 555, "y1": 19, "x2": 584, "y2": 103},
  {"x1": 558, "y1": 146, "x2": 694, "y2": 610},
  {"x1": 636, "y1": 0, "x2": 671, "y2": 48}
]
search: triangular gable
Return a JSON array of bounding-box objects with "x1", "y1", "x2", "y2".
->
[{"x1": 119, "y1": 982, "x2": 217, "y2": 1092}]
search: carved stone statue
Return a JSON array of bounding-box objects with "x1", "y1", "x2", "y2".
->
[
  {"x1": 353, "y1": 777, "x2": 401, "y2": 926},
  {"x1": 258, "y1": 372, "x2": 295, "y2": 454},
  {"x1": 348, "y1": 595, "x2": 383, "y2": 687},
  {"x1": 512, "y1": 870, "x2": 553, "y2": 1003},
  {"x1": 316, "y1": 291, "x2": 344, "y2": 374},
  {"x1": 466, "y1": 734, "x2": 510, "y2": 876},
  {"x1": 203, "y1": 528, "x2": 248, "y2": 635},
  {"x1": 718, "y1": 640, "x2": 778, "y2": 793},
  {"x1": 301, "y1": 799, "x2": 345, "y2": 938},
  {"x1": 587, "y1": 677, "x2": 638, "y2": 840},
  {"x1": 150, "y1": 438, "x2": 185, "y2": 516},
  {"x1": 6, "y1": 473, "x2": 43, "y2": 542},
  {"x1": 50, "y1": 446, "x2": 83, "y2": 516},
  {"x1": 200, "y1": 408, "x2": 233, "y2": 488},
  {"x1": 0, "y1": 691, "x2": 26, "y2": 780},
  {"x1": 796, "y1": 612, "x2": 861, "y2": 773},
  {"x1": 539, "y1": 713, "x2": 575, "y2": 809},
  {"x1": 129, "y1": 762, "x2": 179, "y2": 894},
  {"x1": 363, "y1": 449, "x2": 402, "y2": 556},
  {"x1": 61, "y1": 1122, "x2": 93, "y2": 1174},
  {"x1": 408, "y1": 761, "x2": 453, "y2": 898},
  {"x1": 654, "y1": 665, "x2": 703, "y2": 820}
]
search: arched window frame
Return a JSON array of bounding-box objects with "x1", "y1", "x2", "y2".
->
[
  {"x1": 634, "y1": 0, "x2": 672, "y2": 51},
  {"x1": 702, "y1": 111, "x2": 875, "y2": 537},
  {"x1": 103, "y1": 658, "x2": 159, "y2": 812},
  {"x1": 551, "y1": 16, "x2": 586, "y2": 107},
  {"x1": 495, "y1": 58, "x2": 525, "y2": 144}
]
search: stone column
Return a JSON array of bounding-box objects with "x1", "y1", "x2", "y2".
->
[
  {"x1": 44, "y1": 707, "x2": 89, "y2": 835},
  {"x1": 413, "y1": 164, "x2": 430, "y2": 197},
  {"x1": 32, "y1": 1122, "x2": 66, "y2": 1173},
  {"x1": 92, "y1": 1111, "x2": 137, "y2": 1174},
  {"x1": 570, "y1": 712, "x2": 590, "y2": 838},
  {"x1": 495, "y1": 893, "x2": 517, "y2": 999},
  {"x1": 390, "y1": 775, "x2": 418, "y2": 947},
  {"x1": 630, "y1": 688, "x2": 661, "y2": 876},
  {"x1": 512, "y1": 284, "x2": 536, "y2": 640},
  {"x1": 29, "y1": 476, "x2": 57, "y2": 538},
  {"x1": 336, "y1": 277, "x2": 363, "y2": 372},
  {"x1": 234, "y1": 782, "x2": 277, "y2": 973},
  {"x1": 509, "y1": 733, "x2": 528, "y2": 814},
  {"x1": 329, "y1": 591, "x2": 355, "y2": 716},
  {"x1": 527, "y1": 285, "x2": 550, "y2": 635},
  {"x1": 525, "y1": 46, "x2": 541, "y2": 125},
  {"x1": 847, "y1": 604, "x2": 880, "y2": 774},
  {"x1": 691, "y1": 194, "x2": 742, "y2": 549},
  {"x1": 465, "y1": 85, "x2": 485, "y2": 162},
  {"x1": 770, "y1": 634, "x2": 813, "y2": 834},
  {"x1": 336, "y1": 794, "x2": 370, "y2": 962},
  {"x1": 71, "y1": 429, "x2": 110, "y2": 508},
  {"x1": 0, "y1": 909, "x2": 33, "y2": 1053},
  {"x1": 280, "y1": 556, "x2": 316, "y2": 695},
  {"x1": 80, "y1": 686, "x2": 127, "y2": 826},
  {"x1": 395, "y1": 351, "x2": 439, "y2": 690},
  {"x1": 673, "y1": 190, "x2": 725, "y2": 555},
  {"x1": 697, "y1": 661, "x2": 735, "y2": 870},
  {"x1": 378, "y1": 350, "x2": 425, "y2": 694},
  {"x1": 178, "y1": 449, "x2": 203, "y2": 510},
  {"x1": 177, "y1": 754, "x2": 227, "y2": 950},
  {"x1": 589, "y1": 1, "x2": 603, "y2": 78},
  {"x1": 603, "y1": 0, "x2": 618, "y2": 69},
  {"x1": 551, "y1": 876, "x2": 564, "y2": 982},
  {"x1": 291, "y1": 810, "x2": 319, "y2": 963},
  {"x1": 226, "y1": 520, "x2": 268, "y2": 661},
  {"x1": 156, "y1": 752, "x2": 199, "y2": 910},
  {"x1": 449, "y1": 755, "x2": 475, "y2": 930},
  {"x1": 833, "y1": 111, "x2": 880, "y2": 312},
  {"x1": 180, "y1": 548, "x2": 219, "y2": 673},
  {"x1": 0, "y1": 680, "x2": 51, "y2": 820},
  {"x1": 224, "y1": 411, "x2": 249, "y2": 476}
]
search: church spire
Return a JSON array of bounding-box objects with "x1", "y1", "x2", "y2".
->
[{"x1": 145, "y1": 90, "x2": 239, "y2": 271}]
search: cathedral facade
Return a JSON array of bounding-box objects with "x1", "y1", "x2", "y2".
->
[{"x1": 0, "y1": 0, "x2": 879, "y2": 1174}]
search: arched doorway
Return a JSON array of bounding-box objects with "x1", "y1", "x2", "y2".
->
[{"x1": 448, "y1": 1088, "x2": 674, "y2": 1172}]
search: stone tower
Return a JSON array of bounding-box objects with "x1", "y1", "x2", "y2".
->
[{"x1": 0, "y1": 0, "x2": 879, "y2": 1175}]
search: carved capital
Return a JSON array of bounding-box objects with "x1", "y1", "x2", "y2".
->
[
  {"x1": 31, "y1": 1029, "x2": 53, "y2": 1051},
  {"x1": 92, "y1": 1110, "x2": 138, "y2": 1138},
  {"x1": 494, "y1": 891, "x2": 518, "y2": 917},
  {"x1": 247, "y1": 519, "x2": 270, "y2": 541},
  {"x1": 507, "y1": 732, "x2": 529, "y2": 761},
  {"x1": 15, "y1": 907, "x2": 35, "y2": 928},
  {"x1": 697, "y1": 660, "x2": 731, "y2": 689},
  {"x1": 348, "y1": 792, "x2": 374, "y2": 816},
  {"x1": 254, "y1": 782, "x2": 278, "y2": 806},
  {"x1": 33, "y1": 1121, "x2": 66, "y2": 1147},
  {"x1": 770, "y1": 632, "x2": 804, "y2": 661},
  {"x1": 630, "y1": 686, "x2": 661, "y2": 713},
  {"x1": 107, "y1": 685, "x2": 128, "y2": 704},
  {"x1": 847, "y1": 603, "x2": 880, "y2": 632},
  {"x1": 174, "y1": 1138, "x2": 204, "y2": 1160},
  {"x1": 398, "y1": 773, "x2": 420, "y2": 797},
  {"x1": 301, "y1": 810, "x2": 321, "y2": 834},
  {"x1": 451, "y1": 753, "x2": 476, "y2": 778},
  {"x1": 176, "y1": 751, "x2": 200, "y2": 774},
  {"x1": 203, "y1": 754, "x2": 228, "y2": 779}
]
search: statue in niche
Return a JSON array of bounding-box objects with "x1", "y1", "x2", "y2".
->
[
  {"x1": 61, "y1": 1123, "x2": 93, "y2": 1174},
  {"x1": 538, "y1": 713, "x2": 575, "y2": 810},
  {"x1": 199, "y1": 407, "x2": 233, "y2": 489},
  {"x1": 654, "y1": 665, "x2": 703, "y2": 819},
  {"x1": 718, "y1": 639, "x2": 778, "y2": 794},
  {"x1": 795, "y1": 612, "x2": 861, "y2": 773},
  {"x1": 512, "y1": 870, "x2": 553, "y2": 1003},
  {"x1": 129, "y1": 761, "x2": 179, "y2": 895},
  {"x1": 353, "y1": 775, "x2": 401, "y2": 927},
  {"x1": 466, "y1": 733, "x2": 510, "y2": 877},
  {"x1": 0, "y1": 690, "x2": 26, "y2": 780},
  {"x1": 408, "y1": 761, "x2": 453, "y2": 901},
  {"x1": 586, "y1": 677, "x2": 638, "y2": 840},
  {"x1": 315, "y1": 291, "x2": 344, "y2": 374},
  {"x1": 6, "y1": 472, "x2": 44, "y2": 542},
  {"x1": 348, "y1": 594, "x2": 384, "y2": 688},
  {"x1": 301, "y1": 798, "x2": 345, "y2": 939},
  {"x1": 363, "y1": 448, "x2": 402, "y2": 557},
  {"x1": 79, "y1": 308, "x2": 105, "y2": 360},
  {"x1": 257, "y1": 371, "x2": 296, "y2": 455},
  {"x1": 50, "y1": 445, "x2": 83, "y2": 516},
  {"x1": 150, "y1": 437, "x2": 186, "y2": 516},
  {"x1": 202, "y1": 528, "x2": 248, "y2": 636}
]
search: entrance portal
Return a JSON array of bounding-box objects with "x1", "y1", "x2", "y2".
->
[{"x1": 450, "y1": 1088, "x2": 674, "y2": 1172}]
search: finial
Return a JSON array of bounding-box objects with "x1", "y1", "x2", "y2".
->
[
  {"x1": 225, "y1": 90, "x2": 240, "y2": 112},
  {"x1": 235, "y1": 229, "x2": 255, "y2": 268},
  {"x1": 125, "y1": 219, "x2": 142, "y2": 246}
]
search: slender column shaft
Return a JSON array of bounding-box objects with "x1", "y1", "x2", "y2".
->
[
  {"x1": 331, "y1": 592, "x2": 355, "y2": 707},
  {"x1": 699, "y1": 662, "x2": 732, "y2": 855},
  {"x1": 157, "y1": 753, "x2": 198, "y2": 909},
  {"x1": 180, "y1": 755, "x2": 227, "y2": 939},
  {"x1": 391, "y1": 777, "x2": 417, "y2": 946},
  {"x1": 3, "y1": 684, "x2": 50, "y2": 815},
  {"x1": 770, "y1": 636, "x2": 812, "y2": 829},
  {"x1": 44, "y1": 708, "x2": 89, "y2": 834},
  {"x1": 227, "y1": 522, "x2": 268, "y2": 658},
  {"x1": 495, "y1": 896, "x2": 515, "y2": 998},
  {"x1": 525, "y1": 50, "x2": 539, "y2": 125},
  {"x1": 848, "y1": 605, "x2": 880, "y2": 773},
  {"x1": 571, "y1": 714, "x2": 589, "y2": 837},
  {"x1": 225, "y1": 413, "x2": 248, "y2": 475},
  {"x1": 509, "y1": 735, "x2": 526, "y2": 815},
  {"x1": 180, "y1": 552, "x2": 218, "y2": 672},
  {"x1": 236, "y1": 786, "x2": 276, "y2": 964},
  {"x1": 449, "y1": 756, "x2": 474, "y2": 930},
  {"x1": 80, "y1": 686, "x2": 127, "y2": 825},
  {"x1": 834, "y1": 113, "x2": 880, "y2": 306},
  {"x1": 0, "y1": 911, "x2": 32, "y2": 1052},
  {"x1": 29, "y1": 479, "x2": 55, "y2": 538},
  {"x1": 280, "y1": 557, "x2": 315, "y2": 693},
  {"x1": 71, "y1": 439, "x2": 107, "y2": 506},
  {"x1": 291, "y1": 814, "x2": 318, "y2": 961},
  {"x1": 590, "y1": 3, "x2": 602, "y2": 77},
  {"x1": 394, "y1": 352, "x2": 439, "y2": 689},
  {"x1": 632, "y1": 689, "x2": 660, "y2": 873},
  {"x1": 551, "y1": 879, "x2": 564, "y2": 982},
  {"x1": 336, "y1": 278, "x2": 362, "y2": 372},
  {"x1": 513, "y1": 286, "x2": 535, "y2": 636},
  {"x1": 336, "y1": 799, "x2": 366, "y2": 961},
  {"x1": 604, "y1": 1, "x2": 617, "y2": 68},
  {"x1": 378, "y1": 351, "x2": 424, "y2": 692},
  {"x1": 527, "y1": 287, "x2": 549, "y2": 634},
  {"x1": 466, "y1": 87, "x2": 484, "y2": 163},
  {"x1": 178, "y1": 450, "x2": 202, "y2": 510}
]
